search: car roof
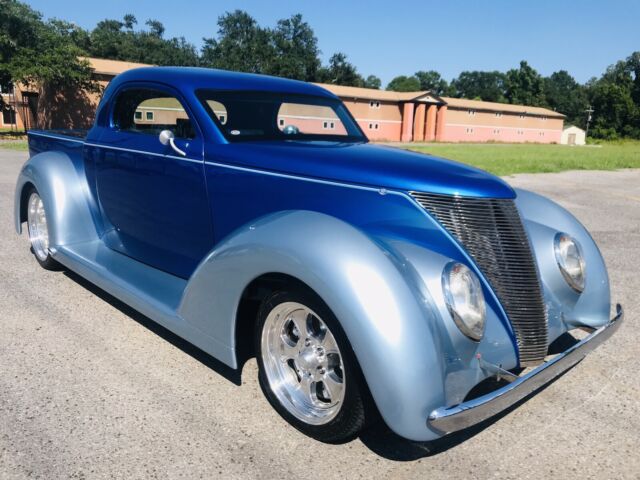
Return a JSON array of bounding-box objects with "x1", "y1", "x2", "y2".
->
[{"x1": 110, "y1": 67, "x2": 339, "y2": 99}]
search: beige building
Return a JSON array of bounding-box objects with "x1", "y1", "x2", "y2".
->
[{"x1": 560, "y1": 125, "x2": 586, "y2": 145}]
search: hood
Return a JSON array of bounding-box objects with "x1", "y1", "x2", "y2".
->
[{"x1": 210, "y1": 141, "x2": 515, "y2": 199}]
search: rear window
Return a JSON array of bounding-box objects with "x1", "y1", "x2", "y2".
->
[{"x1": 198, "y1": 90, "x2": 365, "y2": 143}]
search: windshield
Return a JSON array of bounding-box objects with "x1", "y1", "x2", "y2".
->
[{"x1": 197, "y1": 90, "x2": 366, "y2": 143}]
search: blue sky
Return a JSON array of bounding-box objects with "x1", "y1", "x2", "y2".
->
[{"x1": 26, "y1": 0, "x2": 640, "y2": 86}]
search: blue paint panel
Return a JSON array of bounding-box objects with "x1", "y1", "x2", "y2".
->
[{"x1": 91, "y1": 132, "x2": 213, "y2": 279}]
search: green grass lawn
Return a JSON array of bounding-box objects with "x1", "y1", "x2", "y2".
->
[
  {"x1": 401, "y1": 141, "x2": 640, "y2": 176},
  {"x1": 0, "y1": 140, "x2": 28, "y2": 151}
]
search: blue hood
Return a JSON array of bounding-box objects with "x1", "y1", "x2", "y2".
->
[{"x1": 210, "y1": 141, "x2": 515, "y2": 199}]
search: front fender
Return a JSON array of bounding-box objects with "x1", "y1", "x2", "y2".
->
[
  {"x1": 14, "y1": 150, "x2": 97, "y2": 247},
  {"x1": 178, "y1": 210, "x2": 448, "y2": 441},
  {"x1": 515, "y1": 188, "x2": 611, "y2": 333}
]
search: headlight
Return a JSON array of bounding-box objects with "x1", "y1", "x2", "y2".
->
[
  {"x1": 442, "y1": 263, "x2": 486, "y2": 341},
  {"x1": 554, "y1": 233, "x2": 586, "y2": 293}
]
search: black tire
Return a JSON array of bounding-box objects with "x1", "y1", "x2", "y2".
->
[
  {"x1": 25, "y1": 186, "x2": 62, "y2": 271},
  {"x1": 255, "y1": 288, "x2": 372, "y2": 443}
]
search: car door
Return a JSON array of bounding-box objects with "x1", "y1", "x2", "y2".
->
[{"x1": 94, "y1": 84, "x2": 213, "y2": 279}]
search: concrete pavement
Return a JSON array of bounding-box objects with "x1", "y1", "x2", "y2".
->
[{"x1": 1, "y1": 149, "x2": 638, "y2": 479}]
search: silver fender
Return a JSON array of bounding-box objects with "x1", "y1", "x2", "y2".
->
[
  {"x1": 515, "y1": 188, "x2": 611, "y2": 333},
  {"x1": 179, "y1": 210, "x2": 447, "y2": 441},
  {"x1": 14, "y1": 151, "x2": 98, "y2": 247}
]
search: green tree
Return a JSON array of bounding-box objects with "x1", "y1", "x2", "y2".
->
[
  {"x1": 543, "y1": 70, "x2": 588, "y2": 127},
  {"x1": 386, "y1": 75, "x2": 420, "y2": 92},
  {"x1": 505, "y1": 61, "x2": 546, "y2": 106},
  {"x1": 88, "y1": 15, "x2": 198, "y2": 66},
  {"x1": 268, "y1": 14, "x2": 320, "y2": 81},
  {"x1": 449, "y1": 70, "x2": 506, "y2": 102},
  {"x1": 0, "y1": 0, "x2": 96, "y2": 99},
  {"x1": 364, "y1": 75, "x2": 381, "y2": 89},
  {"x1": 317, "y1": 53, "x2": 364, "y2": 86},
  {"x1": 201, "y1": 10, "x2": 273, "y2": 73},
  {"x1": 414, "y1": 70, "x2": 449, "y2": 95},
  {"x1": 586, "y1": 55, "x2": 640, "y2": 139}
]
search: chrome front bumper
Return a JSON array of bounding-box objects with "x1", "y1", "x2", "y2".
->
[{"x1": 428, "y1": 304, "x2": 624, "y2": 434}]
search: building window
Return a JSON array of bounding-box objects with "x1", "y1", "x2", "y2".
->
[
  {"x1": 278, "y1": 118, "x2": 285, "y2": 127},
  {"x1": 134, "y1": 111, "x2": 143, "y2": 121},
  {"x1": 322, "y1": 121, "x2": 335, "y2": 130},
  {"x1": 368, "y1": 123, "x2": 379, "y2": 130},
  {"x1": 0, "y1": 81, "x2": 13, "y2": 94},
  {"x1": 519, "y1": 114, "x2": 525, "y2": 119},
  {"x1": 541, "y1": 116, "x2": 547, "y2": 121},
  {"x1": 145, "y1": 111, "x2": 154, "y2": 121},
  {"x1": 219, "y1": 114, "x2": 226, "y2": 125},
  {"x1": 369, "y1": 100, "x2": 380, "y2": 109},
  {"x1": 495, "y1": 112, "x2": 502, "y2": 118},
  {"x1": 468, "y1": 109, "x2": 476, "y2": 116},
  {"x1": 465, "y1": 127, "x2": 474, "y2": 134},
  {"x1": 2, "y1": 106, "x2": 17, "y2": 125},
  {"x1": 493, "y1": 129, "x2": 500, "y2": 134}
]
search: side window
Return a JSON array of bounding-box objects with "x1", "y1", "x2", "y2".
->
[
  {"x1": 206, "y1": 100, "x2": 228, "y2": 125},
  {"x1": 277, "y1": 102, "x2": 347, "y2": 135},
  {"x1": 113, "y1": 88, "x2": 195, "y2": 139}
]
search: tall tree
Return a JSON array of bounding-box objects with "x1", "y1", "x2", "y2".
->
[
  {"x1": 386, "y1": 75, "x2": 420, "y2": 92},
  {"x1": 268, "y1": 14, "x2": 320, "y2": 81},
  {"x1": 414, "y1": 70, "x2": 449, "y2": 95},
  {"x1": 505, "y1": 61, "x2": 546, "y2": 106},
  {"x1": 201, "y1": 10, "x2": 273, "y2": 73},
  {"x1": 449, "y1": 70, "x2": 506, "y2": 102},
  {"x1": 586, "y1": 55, "x2": 639, "y2": 139},
  {"x1": 543, "y1": 70, "x2": 588, "y2": 127},
  {"x1": 0, "y1": 0, "x2": 95, "y2": 98},
  {"x1": 89, "y1": 15, "x2": 198, "y2": 66},
  {"x1": 317, "y1": 53, "x2": 364, "y2": 86}
]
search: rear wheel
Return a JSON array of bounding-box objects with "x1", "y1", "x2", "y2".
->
[
  {"x1": 255, "y1": 289, "x2": 368, "y2": 443},
  {"x1": 26, "y1": 189, "x2": 61, "y2": 270}
]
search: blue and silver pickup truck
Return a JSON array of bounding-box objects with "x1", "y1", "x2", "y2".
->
[{"x1": 15, "y1": 67, "x2": 622, "y2": 443}]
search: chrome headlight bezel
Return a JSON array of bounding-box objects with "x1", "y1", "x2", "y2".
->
[
  {"x1": 554, "y1": 233, "x2": 586, "y2": 293},
  {"x1": 442, "y1": 262, "x2": 486, "y2": 342}
]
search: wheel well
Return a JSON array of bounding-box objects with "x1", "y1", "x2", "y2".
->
[
  {"x1": 19, "y1": 182, "x2": 35, "y2": 226},
  {"x1": 235, "y1": 273, "x2": 312, "y2": 369}
]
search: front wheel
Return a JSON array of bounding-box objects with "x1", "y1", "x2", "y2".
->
[
  {"x1": 255, "y1": 289, "x2": 369, "y2": 443},
  {"x1": 26, "y1": 188, "x2": 61, "y2": 271}
]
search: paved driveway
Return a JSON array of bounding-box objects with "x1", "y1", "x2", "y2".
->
[{"x1": 1, "y1": 149, "x2": 638, "y2": 479}]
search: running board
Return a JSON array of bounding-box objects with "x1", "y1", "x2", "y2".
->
[{"x1": 52, "y1": 240, "x2": 232, "y2": 363}]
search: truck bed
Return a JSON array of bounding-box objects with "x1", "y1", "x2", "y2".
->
[{"x1": 27, "y1": 129, "x2": 88, "y2": 157}]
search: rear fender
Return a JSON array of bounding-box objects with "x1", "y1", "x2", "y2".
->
[{"x1": 14, "y1": 151, "x2": 98, "y2": 247}]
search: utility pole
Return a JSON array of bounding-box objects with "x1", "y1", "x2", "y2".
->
[{"x1": 585, "y1": 105, "x2": 594, "y2": 138}]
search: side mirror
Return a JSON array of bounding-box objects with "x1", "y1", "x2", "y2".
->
[{"x1": 158, "y1": 129, "x2": 186, "y2": 156}]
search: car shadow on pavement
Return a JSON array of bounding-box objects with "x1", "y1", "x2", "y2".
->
[
  {"x1": 63, "y1": 270, "x2": 243, "y2": 386},
  {"x1": 356, "y1": 368, "x2": 574, "y2": 460}
]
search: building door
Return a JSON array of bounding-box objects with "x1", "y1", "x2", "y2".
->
[{"x1": 568, "y1": 133, "x2": 576, "y2": 145}]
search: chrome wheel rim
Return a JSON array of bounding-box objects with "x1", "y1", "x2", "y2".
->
[
  {"x1": 27, "y1": 192, "x2": 50, "y2": 262},
  {"x1": 261, "y1": 302, "x2": 346, "y2": 425}
]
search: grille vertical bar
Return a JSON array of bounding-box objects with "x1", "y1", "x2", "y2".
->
[{"x1": 410, "y1": 191, "x2": 548, "y2": 366}]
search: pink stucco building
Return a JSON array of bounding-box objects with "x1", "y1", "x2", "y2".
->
[
  {"x1": 2, "y1": 58, "x2": 565, "y2": 143},
  {"x1": 318, "y1": 83, "x2": 565, "y2": 143}
]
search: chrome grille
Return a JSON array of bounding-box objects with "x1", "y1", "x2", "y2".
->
[{"x1": 410, "y1": 191, "x2": 548, "y2": 366}]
